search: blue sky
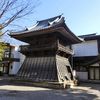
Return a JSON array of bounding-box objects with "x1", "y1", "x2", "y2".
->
[
  {"x1": 18, "y1": 0, "x2": 100, "y2": 36},
  {"x1": 2, "y1": 0, "x2": 100, "y2": 45}
]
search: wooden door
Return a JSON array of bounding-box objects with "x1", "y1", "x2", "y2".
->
[
  {"x1": 89, "y1": 68, "x2": 94, "y2": 80},
  {"x1": 95, "y1": 68, "x2": 100, "y2": 80},
  {"x1": 89, "y1": 67, "x2": 100, "y2": 80}
]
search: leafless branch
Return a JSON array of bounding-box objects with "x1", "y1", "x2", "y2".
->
[
  {"x1": 0, "y1": 0, "x2": 40, "y2": 34},
  {"x1": 0, "y1": 0, "x2": 17, "y2": 18}
]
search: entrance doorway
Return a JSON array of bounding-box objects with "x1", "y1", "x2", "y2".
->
[
  {"x1": 89, "y1": 67, "x2": 100, "y2": 80},
  {"x1": 2, "y1": 63, "x2": 10, "y2": 74}
]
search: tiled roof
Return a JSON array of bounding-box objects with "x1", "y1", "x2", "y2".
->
[
  {"x1": 11, "y1": 15, "x2": 64, "y2": 35},
  {"x1": 28, "y1": 15, "x2": 63, "y2": 30},
  {"x1": 79, "y1": 33, "x2": 100, "y2": 40},
  {"x1": 9, "y1": 15, "x2": 83, "y2": 44}
]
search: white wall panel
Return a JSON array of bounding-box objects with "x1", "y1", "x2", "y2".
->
[
  {"x1": 72, "y1": 40, "x2": 98, "y2": 57},
  {"x1": 9, "y1": 47, "x2": 25, "y2": 75},
  {"x1": 77, "y1": 72, "x2": 88, "y2": 80}
]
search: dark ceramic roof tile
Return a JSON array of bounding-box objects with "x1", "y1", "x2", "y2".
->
[{"x1": 11, "y1": 15, "x2": 63, "y2": 35}]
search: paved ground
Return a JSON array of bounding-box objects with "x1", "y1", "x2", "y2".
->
[{"x1": 0, "y1": 80, "x2": 100, "y2": 100}]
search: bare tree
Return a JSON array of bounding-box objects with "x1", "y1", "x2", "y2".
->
[{"x1": 0, "y1": 0, "x2": 39, "y2": 35}]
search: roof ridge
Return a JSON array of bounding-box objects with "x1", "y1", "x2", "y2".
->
[
  {"x1": 78, "y1": 33, "x2": 97, "y2": 38},
  {"x1": 37, "y1": 14, "x2": 63, "y2": 22}
]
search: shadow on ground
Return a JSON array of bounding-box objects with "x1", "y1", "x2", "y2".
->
[
  {"x1": 0, "y1": 78, "x2": 100, "y2": 100},
  {"x1": 0, "y1": 88, "x2": 98, "y2": 100}
]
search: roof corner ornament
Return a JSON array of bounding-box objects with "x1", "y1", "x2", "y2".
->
[
  {"x1": 48, "y1": 15, "x2": 63, "y2": 26},
  {"x1": 28, "y1": 22, "x2": 39, "y2": 30}
]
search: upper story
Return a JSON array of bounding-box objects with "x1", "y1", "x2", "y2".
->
[
  {"x1": 9, "y1": 15, "x2": 82, "y2": 56},
  {"x1": 2, "y1": 43, "x2": 20, "y2": 62},
  {"x1": 72, "y1": 33, "x2": 100, "y2": 57}
]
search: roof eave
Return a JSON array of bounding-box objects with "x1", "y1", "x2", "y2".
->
[
  {"x1": 57, "y1": 27, "x2": 83, "y2": 43},
  {"x1": 9, "y1": 27, "x2": 83, "y2": 44}
]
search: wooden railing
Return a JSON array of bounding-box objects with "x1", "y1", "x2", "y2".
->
[
  {"x1": 20, "y1": 43, "x2": 57, "y2": 52},
  {"x1": 20, "y1": 43, "x2": 73, "y2": 55},
  {"x1": 58, "y1": 43, "x2": 73, "y2": 54}
]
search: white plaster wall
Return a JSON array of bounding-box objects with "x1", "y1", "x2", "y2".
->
[
  {"x1": 9, "y1": 62, "x2": 20, "y2": 75},
  {"x1": 91, "y1": 63, "x2": 99, "y2": 66},
  {"x1": 72, "y1": 40, "x2": 98, "y2": 57},
  {"x1": 9, "y1": 47, "x2": 25, "y2": 75},
  {"x1": 19, "y1": 53, "x2": 25, "y2": 69},
  {"x1": 76, "y1": 72, "x2": 88, "y2": 80}
]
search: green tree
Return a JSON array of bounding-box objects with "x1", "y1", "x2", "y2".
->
[
  {"x1": 0, "y1": 42, "x2": 7, "y2": 61},
  {"x1": 0, "y1": 31, "x2": 7, "y2": 61}
]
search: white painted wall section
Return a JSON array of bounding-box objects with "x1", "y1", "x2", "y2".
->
[
  {"x1": 72, "y1": 40, "x2": 98, "y2": 57},
  {"x1": 91, "y1": 63, "x2": 99, "y2": 66},
  {"x1": 76, "y1": 72, "x2": 88, "y2": 80},
  {"x1": 9, "y1": 46, "x2": 25, "y2": 75}
]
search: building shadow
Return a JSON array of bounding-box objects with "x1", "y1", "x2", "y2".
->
[
  {"x1": 0, "y1": 88, "x2": 98, "y2": 100},
  {"x1": 0, "y1": 82, "x2": 99, "y2": 100},
  {"x1": 79, "y1": 82, "x2": 100, "y2": 91}
]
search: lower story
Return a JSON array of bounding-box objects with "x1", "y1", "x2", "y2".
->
[
  {"x1": 73, "y1": 56, "x2": 100, "y2": 81},
  {"x1": 76, "y1": 66, "x2": 100, "y2": 80}
]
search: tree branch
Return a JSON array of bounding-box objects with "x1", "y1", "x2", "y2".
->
[{"x1": 0, "y1": 0, "x2": 40, "y2": 33}]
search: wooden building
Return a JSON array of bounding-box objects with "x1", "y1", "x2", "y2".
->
[
  {"x1": 0, "y1": 43, "x2": 21, "y2": 75},
  {"x1": 10, "y1": 15, "x2": 82, "y2": 85},
  {"x1": 72, "y1": 33, "x2": 100, "y2": 81}
]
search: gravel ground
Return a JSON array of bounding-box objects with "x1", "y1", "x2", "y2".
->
[{"x1": 0, "y1": 81, "x2": 100, "y2": 100}]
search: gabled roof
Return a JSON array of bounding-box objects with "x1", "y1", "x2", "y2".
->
[
  {"x1": 73, "y1": 55, "x2": 100, "y2": 66},
  {"x1": 10, "y1": 15, "x2": 64, "y2": 35},
  {"x1": 79, "y1": 33, "x2": 100, "y2": 40},
  {"x1": 78, "y1": 33, "x2": 96, "y2": 38},
  {"x1": 9, "y1": 15, "x2": 83, "y2": 44},
  {"x1": 83, "y1": 55, "x2": 100, "y2": 66}
]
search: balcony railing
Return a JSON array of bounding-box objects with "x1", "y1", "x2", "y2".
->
[
  {"x1": 20, "y1": 43, "x2": 57, "y2": 52},
  {"x1": 20, "y1": 43, "x2": 73, "y2": 55},
  {"x1": 58, "y1": 43, "x2": 73, "y2": 54}
]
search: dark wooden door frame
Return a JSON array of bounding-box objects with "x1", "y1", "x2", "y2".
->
[{"x1": 88, "y1": 67, "x2": 100, "y2": 80}]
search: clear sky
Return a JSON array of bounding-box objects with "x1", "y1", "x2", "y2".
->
[
  {"x1": 2, "y1": 0, "x2": 100, "y2": 45},
  {"x1": 17, "y1": 0, "x2": 100, "y2": 36}
]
